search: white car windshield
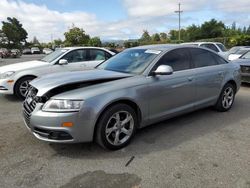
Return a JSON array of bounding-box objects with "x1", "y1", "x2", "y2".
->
[
  {"x1": 98, "y1": 49, "x2": 160, "y2": 74},
  {"x1": 241, "y1": 51, "x2": 250, "y2": 59},
  {"x1": 41, "y1": 49, "x2": 69, "y2": 63}
]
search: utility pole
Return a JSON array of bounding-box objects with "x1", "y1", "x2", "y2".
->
[{"x1": 175, "y1": 3, "x2": 183, "y2": 42}]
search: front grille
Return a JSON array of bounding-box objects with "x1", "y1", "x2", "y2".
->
[
  {"x1": 23, "y1": 87, "x2": 38, "y2": 127},
  {"x1": 241, "y1": 66, "x2": 250, "y2": 74}
]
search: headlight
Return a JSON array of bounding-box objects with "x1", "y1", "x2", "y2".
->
[
  {"x1": 42, "y1": 99, "x2": 83, "y2": 112},
  {"x1": 0, "y1": 71, "x2": 15, "y2": 79}
]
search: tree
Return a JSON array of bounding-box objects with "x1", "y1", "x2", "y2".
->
[
  {"x1": 140, "y1": 30, "x2": 151, "y2": 42},
  {"x1": 64, "y1": 26, "x2": 90, "y2": 46},
  {"x1": 152, "y1": 33, "x2": 161, "y2": 42},
  {"x1": 247, "y1": 26, "x2": 250, "y2": 35},
  {"x1": 160, "y1": 32, "x2": 168, "y2": 41},
  {"x1": 200, "y1": 19, "x2": 225, "y2": 39},
  {"x1": 186, "y1": 24, "x2": 201, "y2": 41},
  {"x1": 32, "y1": 36, "x2": 39, "y2": 45},
  {"x1": 1, "y1": 17, "x2": 28, "y2": 49},
  {"x1": 53, "y1": 39, "x2": 63, "y2": 47},
  {"x1": 0, "y1": 30, "x2": 8, "y2": 47},
  {"x1": 88, "y1": 37, "x2": 102, "y2": 47}
]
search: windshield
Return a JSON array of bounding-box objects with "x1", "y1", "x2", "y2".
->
[
  {"x1": 216, "y1": 43, "x2": 227, "y2": 52},
  {"x1": 41, "y1": 49, "x2": 68, "y2": 63},
  {"x1": 236, "y1": 49, "x2": 249, "y2": 55},
  {"x1": 241, "y1": 51, "x2": 250, "y2": 59},
  {"x1": 98, "y1": 49, "x2": 160, "y2": 74}
]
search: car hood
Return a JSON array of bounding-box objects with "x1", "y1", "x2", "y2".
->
[
  {"x1": 30, "y1": 69, "x2": 133, "y2": 96},
  {"x1": 0, "y1": 60, "x2": 48, "y2": 74},
  {"x1": 232, "y1": 58, "x2": 250, "y2": 66}
]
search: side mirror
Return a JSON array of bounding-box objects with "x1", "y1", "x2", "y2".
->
[
  {"x1": 59, "y1": 59, "x2": 68, "y2": 65},
  {"x1": 153, "y1": 65, "x2": 173, "y2": 76}
]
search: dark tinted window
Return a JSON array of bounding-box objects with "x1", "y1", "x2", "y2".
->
[
  {"x1": 105, "y1": 52, "x2": 112, "y2": 59},
  {"x1": 190, "y1": 48, "x2": 218, "y2": 68},
  {"x1": 89, "y1": 49, "x2": 106, "y2": 61},
  {"x1": 200, "y1": 44, "x2": 219, "y2": 52},
  {"x1": 62, "y1": 49, "x2": 87, "y2": 63},
  {"x1": 216, "y1": 43, "x2": 227, "y2": 52},
  {"x1": 156, "y1": 49, "x2": 191, "y2": 72},
  {"x1": 213, "y1": 54, "x2": 228, "y2": 64}
]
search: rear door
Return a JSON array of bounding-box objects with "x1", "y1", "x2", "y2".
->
[{"x1": 189, "y1": 48, "x2": 226, "y2": 107}]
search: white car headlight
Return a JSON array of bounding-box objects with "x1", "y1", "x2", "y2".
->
[
  {"x1": 42, "y1": 99, "x2": 83, "y2": 112},
  {"x1": 0, "y1": 71, "x2": 15, "y2": 79}
]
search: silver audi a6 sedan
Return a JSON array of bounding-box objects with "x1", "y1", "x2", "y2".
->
[{"x1": 23, "y1": 45, "x2": 241, "y2": 150}]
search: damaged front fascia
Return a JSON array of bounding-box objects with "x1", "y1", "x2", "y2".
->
[{"x1": 36, "y1": 77, "x2": 130, "y2": 103}]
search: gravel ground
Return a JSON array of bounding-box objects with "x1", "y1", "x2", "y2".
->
[{"x1": 0, "y1": 56, "x2": 249, "y2": 188}]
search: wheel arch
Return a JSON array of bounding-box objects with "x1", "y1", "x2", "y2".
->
[
  {"x1": 93, "y1": 98, "x2": 142, "y2": 139},
  {"x1": 14, "y1": 75, "x2": 37, "y2": 94}
]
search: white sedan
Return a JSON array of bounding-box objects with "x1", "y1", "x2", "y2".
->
[{"x1": 0, "y1": 47, "x2": 115, "y2": 99}]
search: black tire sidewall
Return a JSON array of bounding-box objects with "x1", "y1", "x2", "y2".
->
[{"x1": 96, "y1": 104, "x2": 138, "y2": 150}]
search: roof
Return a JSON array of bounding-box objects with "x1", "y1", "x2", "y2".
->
[
  {"x1": 182, "y1": 42, "x2": 223, "y2": 45},
  {"x1": 62, "y1": 46, "x2": 108, "y2": 50},
  {"x1": 133, "y1": 44, "x2": 181, "y2": 52}
]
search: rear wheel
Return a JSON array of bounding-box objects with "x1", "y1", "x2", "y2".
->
[
  {"x1": 14, "y1": 76, "x2": 35, "y2": 100},
  {"x1": 214, "y1": 83, "x2": 236, "y2": 112},
  {"x1": 95, "y1": 104, "x2": 138, "y2": 150}
]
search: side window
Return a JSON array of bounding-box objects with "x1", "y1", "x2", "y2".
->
[
  {"x1": 201, "y1": 44, "x2": 219, "y2": 52},
  {"x1": 105, "y1": 52, "x2": 112, "y2": 60},
  {"x1": 62, "y1": 50, "x2": 87, "y2": 63},
  {"x1": 213, "y1": 54, "x2": 228, "y2": 65},
  {"x1": 89, "y1": 50, "x2": 106, "y2": 61},
  {"x1": 190, "y1": 48, "x2": 218, "y2": 68},
  {"x1": 156, "y1": 49, "x2": 191, "y2": 72}
]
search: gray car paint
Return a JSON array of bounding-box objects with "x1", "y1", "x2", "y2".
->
[{"x1": 23, "y1": 45, "x2": 241, "y2": 143}]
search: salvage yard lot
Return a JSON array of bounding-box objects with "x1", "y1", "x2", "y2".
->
[{"x1": 0, "y1": 55, "x2": 249, "y2": 188}]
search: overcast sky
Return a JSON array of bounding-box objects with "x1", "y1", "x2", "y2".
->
[{"x1": 0, "y1": 0, "x2": 250, "y2": 42}]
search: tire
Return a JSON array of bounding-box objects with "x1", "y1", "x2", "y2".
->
[
  {"x1": 214, "y1": 83, "x2": 236, "y2": 112},
  {"x1": 14, "y1": 76, "x2": 35, "y2": 100},
  {"x1": 95, "y1": 104, "x2": 138, "y2": 150}
]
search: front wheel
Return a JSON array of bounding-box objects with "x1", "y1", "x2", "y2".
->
[
  {"x1": 14, "y1": 76, "x2": 35, "y2": 100},
  {"x1": 95, "y1": 104, "x2": 138, "y2": 150},
  {"x1": 214, "y1": 83, "x2": 236, "y2": 112}
]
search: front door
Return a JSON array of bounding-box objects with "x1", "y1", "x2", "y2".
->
[{"x1": 147, "y1": 48, "x2": 196, "y2": 122}]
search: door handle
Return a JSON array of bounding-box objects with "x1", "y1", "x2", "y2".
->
[{"x1": 187, "y1": 77, "x2": 193, "y2": 82}]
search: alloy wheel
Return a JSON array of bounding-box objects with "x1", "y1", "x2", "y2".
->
[
  {"x1": 105, "y1": 111, "x2": 134, "y2": 146},
  {"x1": 222, "y1": 87, "x2": 234, "y2": 109}
]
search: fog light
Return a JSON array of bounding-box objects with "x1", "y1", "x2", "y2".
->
[{"x1": 62, "y1": 122, "x2": 73, "y2": 127}]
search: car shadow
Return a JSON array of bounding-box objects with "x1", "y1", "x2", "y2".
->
[
  {"x1": 49, "y1": 93, "x2": 250, "y2": 160},
  {"x1": 2, "y1": 95, "x2": 22, "y2": 102},
  {"x1": 241, "y1": 83, "x2": 250, "y2": 87}
]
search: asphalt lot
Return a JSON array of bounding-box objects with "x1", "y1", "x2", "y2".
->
[{"x1": 0, "y1": 55, "x2": 249, "y2": 188}]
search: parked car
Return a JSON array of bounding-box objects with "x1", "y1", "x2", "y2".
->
[
  {"x1": 22, "y1": 45, "x2": 241, "y2": 150},
  {"x1": 182, "y1": 42, "x2": 228, "y2": 57},
  {"x1": 232, "y1": 50, "x2": 250, "y2": 83},
  {"x1": 31, "y1": 47, "x2": 40, "y2": 54},
  {"x1": 22, "y1": 48, "x2": 32, "y2": 55},
  {"x1": 43, "y1": 48, "x2": 53, "y2": 55},
  {"x1": 228, "y1": 47, "x2": 250, "y2": 61},
  {"x1": 0, "y1": 48, "x2": 10, "y2": 58},
  {"x1": 0, "y1": 47, "x2": 115, "y2": 99},
  {"x1": 10, "y1": 49, "x2": 21, "y2": 58}
]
